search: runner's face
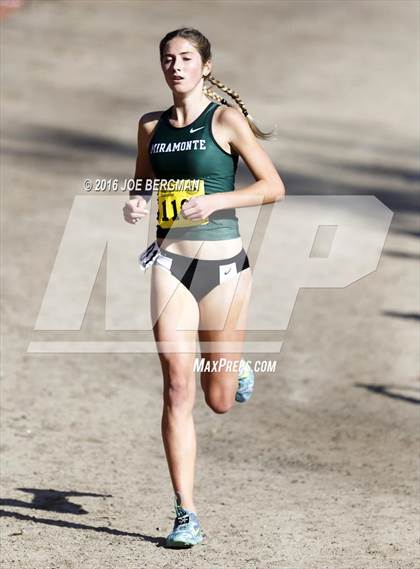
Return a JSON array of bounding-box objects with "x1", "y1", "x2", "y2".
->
[{"x1": 161, "y1": 38, "x2": 208, "y2": 93}]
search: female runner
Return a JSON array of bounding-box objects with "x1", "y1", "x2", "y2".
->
[{"x1": 123, "y1": 27, "x2": 285, "y2": 548}]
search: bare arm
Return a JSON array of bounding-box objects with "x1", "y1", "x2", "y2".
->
[
  {"x1": 129, "y1": 114, "x2": 157, "y2": 202},
  {"x1": 181, "y1": 107, "x2": 285, "y2": 221},
  {"x1": 217, "y1": 107, "x2": 285, "y2": 210},
  {"x1": 123, "y1": 112, "x2": 160, "y2": 224}
]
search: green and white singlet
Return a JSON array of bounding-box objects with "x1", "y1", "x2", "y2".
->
[{"x1": 148, "y1": 100, "x2": 240, "y2": 241}]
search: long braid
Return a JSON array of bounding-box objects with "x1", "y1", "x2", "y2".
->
[
  {"x1": 205, "y1": 74, "x2": 274, "y2": 141},
  {"x1": 203, "y1": 85, "x2": 230, "y2": 106}
]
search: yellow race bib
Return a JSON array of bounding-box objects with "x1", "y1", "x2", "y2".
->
[{"x1": 157, "y1": 179, "x2": 209, "y2": 229}]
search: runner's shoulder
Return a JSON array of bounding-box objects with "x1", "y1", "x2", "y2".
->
[
  {"x1": 139, "y1": 111, "x2": 165, "y2": 136},
  {"x1": 214, "y1": 105, "x2": 249, "y2": 130}
]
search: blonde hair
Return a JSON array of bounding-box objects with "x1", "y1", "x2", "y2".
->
[{"x1": 159, "y1": 27, "x2": 275, "y2": 141}]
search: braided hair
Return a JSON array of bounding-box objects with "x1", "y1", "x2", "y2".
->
[{"x1": 159, "y1": 27, "x2": 275, "y2": 141}]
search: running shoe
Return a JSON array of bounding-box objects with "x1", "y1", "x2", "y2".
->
[
  {"x1": 235, "y1": 359, "x2": 255, "y2": 403},
  {"x1": 165, "y1": 495, "x2": 204, "y2": 548}
]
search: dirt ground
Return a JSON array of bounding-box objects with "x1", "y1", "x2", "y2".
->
[{"x1": 1, "y1": 1, "x2": 419, "y2": 568}]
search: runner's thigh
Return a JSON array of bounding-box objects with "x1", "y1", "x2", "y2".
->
[
  {"x1": 198, "y1": 267, "x2": 253, "y2": 396},
  {"x1": 151, "y1": 265, "x2": 199, "y2": 384}
]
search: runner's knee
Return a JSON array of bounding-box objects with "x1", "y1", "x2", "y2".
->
[
  {"x1": 204, "y1": 394, "x2": 234, "y2": 414},
  {"x1": 163, "y1": 360, "x2": 195, "y2": 408}
]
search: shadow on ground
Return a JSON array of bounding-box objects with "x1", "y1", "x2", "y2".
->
[{"x1": 355, "y1": 382, "x2": 420, "y2": 405}]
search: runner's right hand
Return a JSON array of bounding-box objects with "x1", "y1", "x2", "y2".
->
[{"x1": 123, "y1": 197, "x2": 149, "y2": 224}]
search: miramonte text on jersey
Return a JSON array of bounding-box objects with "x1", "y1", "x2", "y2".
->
[{"x1": 150, "y1": 139, "x2": 206, "y2": 154}]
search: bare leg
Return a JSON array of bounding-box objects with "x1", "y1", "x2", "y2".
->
[
  {"x1": 151, "y1": 265, "x2": 199, "y2": 513},
  {"x1": 198, "y1": 267, "x2": 253, "y2": 412}
]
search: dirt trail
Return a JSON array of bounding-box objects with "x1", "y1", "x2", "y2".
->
[{"x1": 1, "y1": 1, "x2": 419, "y2": 568}]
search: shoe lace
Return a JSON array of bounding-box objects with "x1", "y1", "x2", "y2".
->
[
  {"x1": 173, "y1": 496, "x2": 190, "y2": 527},
  {"x1": 175, "y1": 511, "x2": 190, "y2": 527}
]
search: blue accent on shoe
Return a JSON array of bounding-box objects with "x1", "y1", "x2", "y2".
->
[
  {"x1": 235, "y1": 360, "x2": 255, "y2": 403},
  {"x1": 165, "y1": 496, "x2": 204, "y2": 548}
]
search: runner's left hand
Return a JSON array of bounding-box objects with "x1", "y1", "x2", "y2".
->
[{"x1": 180, "y1": 195, "x2": 221, "y2": 221}]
